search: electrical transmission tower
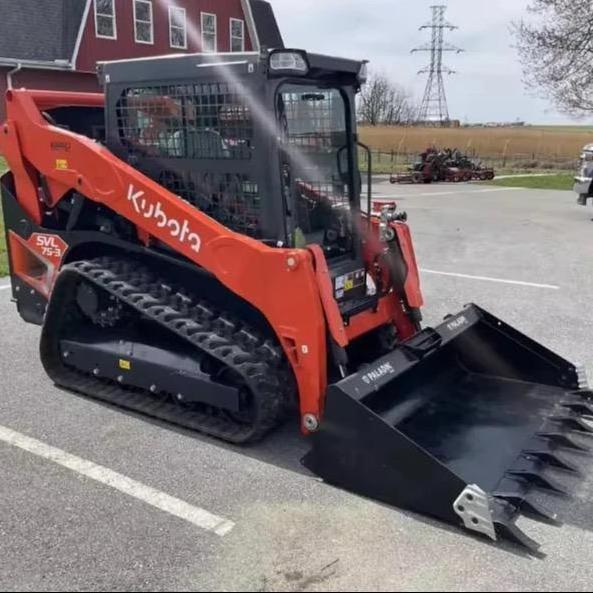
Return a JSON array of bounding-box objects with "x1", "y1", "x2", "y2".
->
[{"x1": 412, "y1": 5, "x2": 463, "y2": 125}]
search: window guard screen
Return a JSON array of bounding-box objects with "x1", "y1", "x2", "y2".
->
[
  {"x1": 116, "y1": 83, "x2": 261, "y2": 238},
  {"x1": 117, "y1": 84, "x2": 254, "y2": 160}
]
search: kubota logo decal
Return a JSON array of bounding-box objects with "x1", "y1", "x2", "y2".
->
[
  {"x1": 127, "y1": 185, "x2": 201, "y2": 253},
  {"x1": 362, "y1": 362, "x2": 396, "y2": 385}
]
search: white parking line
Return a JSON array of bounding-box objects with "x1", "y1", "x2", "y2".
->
[
  {"x1": 0, "y1": 284, "x2": 11, "y2": 291},
  {"x1": 471, "y1": 187, "x2": 527, "y2": 194},
  {"x1": 420, "y1": 269, "x2": 560, "y2": 290},
  {"x1": 495, "y1": 173, "x2": 557, "y2": 180},
  {"x1": 0, "y1": 425, "x2": 235, "y2": 537},
  {"x1": 419, "y1": 190, "x2": 460, "y2": 197},
  {"x1": 373, "y1": 187, "x2": 523, "y2": 199}
]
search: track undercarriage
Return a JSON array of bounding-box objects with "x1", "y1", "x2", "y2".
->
[{"x1": 41, "y1": 257, "x2": 295, "y2": 444}]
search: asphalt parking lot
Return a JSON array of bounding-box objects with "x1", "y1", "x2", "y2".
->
[{"x1": 1, "y1": 182, "x2": 592, "y2": 592}]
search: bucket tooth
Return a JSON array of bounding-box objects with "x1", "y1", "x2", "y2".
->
[
  {"x1": 549, "y1": 414, "x2": 593, "y2": 434},
  {"x1": 562, "y1": 401, "x2": 593, "y2": 417},
  {"x1": 493, "y1": 520, "x2": 541, "y2": 554},
  {"x1": 536, "y1": 432, "x2": 590, "y2": 452},
  {"x1": 522, "y1": 450, "x2": 582, "y2": 474},
  {"x1": 506, "y1": 470, "x2": 569, "y2": 495},
  {"x1": 493, "y1": 492, "x2": 560, "y2": 525},
  {"x1": 570, "y1": 389, "x2": 593, "y2": 401},
  {"x1": 575, "y1": 365, "x2": 590, "y2": 391}
]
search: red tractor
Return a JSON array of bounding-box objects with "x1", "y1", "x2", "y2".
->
[{"x1": 391, "y1": 149, "x2": 495, "y2": 184}]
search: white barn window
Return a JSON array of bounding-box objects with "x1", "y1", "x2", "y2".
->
[
  {"x1": 94, "y1": 0, "x2": 117, "y2": 40},
  {"x1": 230, "y1": 18, "x2": 245, "y2": 52},
  {"x1": 134, "y1": 0, "x2": 154, "y2": 45},
  {"x1": 201, "y1": 13, "x2": 217, "y2": 53},
  {"x1": 169, "y1": 6, "x2": 187, "y2": 49}
]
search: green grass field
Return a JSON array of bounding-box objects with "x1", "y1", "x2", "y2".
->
[
  {"x1": 530, "y1": 125, "x2": 593, "y2": 133},
  {"x1": 488, "y1": 173, "x2": 575, "y2": 191},
  {"x1": 0, "y1": 158, "x2": 7, "y2": 277}
]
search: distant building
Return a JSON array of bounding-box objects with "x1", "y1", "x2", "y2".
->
[
  {"x1": 0, "y1": 0, "x2": 283, "y2": 120},
  {"x1": 414, "y1": 119, "x2": 461, "y2": 128}
]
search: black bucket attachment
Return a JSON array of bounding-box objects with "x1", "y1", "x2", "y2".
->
[{"x1": 303, "y1": 304, "x2": 592, "y2": 552}]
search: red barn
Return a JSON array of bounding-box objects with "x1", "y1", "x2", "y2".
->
[{"x1": 0, "y1": 0, "x2": 283, "y2": 121}]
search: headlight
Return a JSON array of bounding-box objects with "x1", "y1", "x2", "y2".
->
[
  {"x1": 358, "y1": 61, "x2": 369, "y2": 84},
  {"x1": 269, "y1": 51, "x2": 309, "y2": 75}
]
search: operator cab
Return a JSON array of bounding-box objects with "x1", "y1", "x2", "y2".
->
[{"x1": 100, "y1": 49, "x2": 373, "y2": 311}]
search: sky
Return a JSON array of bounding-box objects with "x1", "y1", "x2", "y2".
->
[{"x1": 269, "y1": 0, "x2": 582, "y2": 125}]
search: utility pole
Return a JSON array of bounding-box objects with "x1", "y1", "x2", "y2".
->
[{"x1": 412, "y1": 5, "x2": 463, "y2": 125}]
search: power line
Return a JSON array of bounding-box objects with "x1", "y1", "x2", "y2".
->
[{"x1": 412, "y1": 4, "x2": 463, "y2": 125}]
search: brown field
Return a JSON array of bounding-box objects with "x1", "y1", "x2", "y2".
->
[{"x1": 359, "y1": 125, "x2": 593, "y2": 160}]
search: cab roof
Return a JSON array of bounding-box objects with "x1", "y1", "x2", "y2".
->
[{"x1": 98, "y1": 50, "x2": 366, "y2": 86}]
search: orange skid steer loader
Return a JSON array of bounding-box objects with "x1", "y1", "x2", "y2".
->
[{"x1": 1, "y1": 50, "x2": 591, "y2": 552}]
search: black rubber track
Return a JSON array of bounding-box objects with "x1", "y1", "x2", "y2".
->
[{"x1": 40, "y1": 257, "x2": 296, "y2": 444}]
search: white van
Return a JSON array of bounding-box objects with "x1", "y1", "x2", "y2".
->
[{"x1": 574, "y1": 143, "x2": 593, "y2": 206}]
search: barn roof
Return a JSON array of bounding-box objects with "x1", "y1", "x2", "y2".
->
[{"x1": 0, "y1": 0, "x2": 87, "y2": 68}]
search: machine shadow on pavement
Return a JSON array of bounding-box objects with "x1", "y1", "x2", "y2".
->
[
  {"x1": 56, "y1": 383, "x2": 593, "y2": 559},
  {"x1": 61, "y1": 385, "x2": 310, "y2": 476}
]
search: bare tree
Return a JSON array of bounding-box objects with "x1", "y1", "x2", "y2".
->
[
  {"x1": 358, "y1": 73, "x2": 416, "y2": 125},
  {"x1": 514, "y1": 0, "x2": 593, "y2": 115}
]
